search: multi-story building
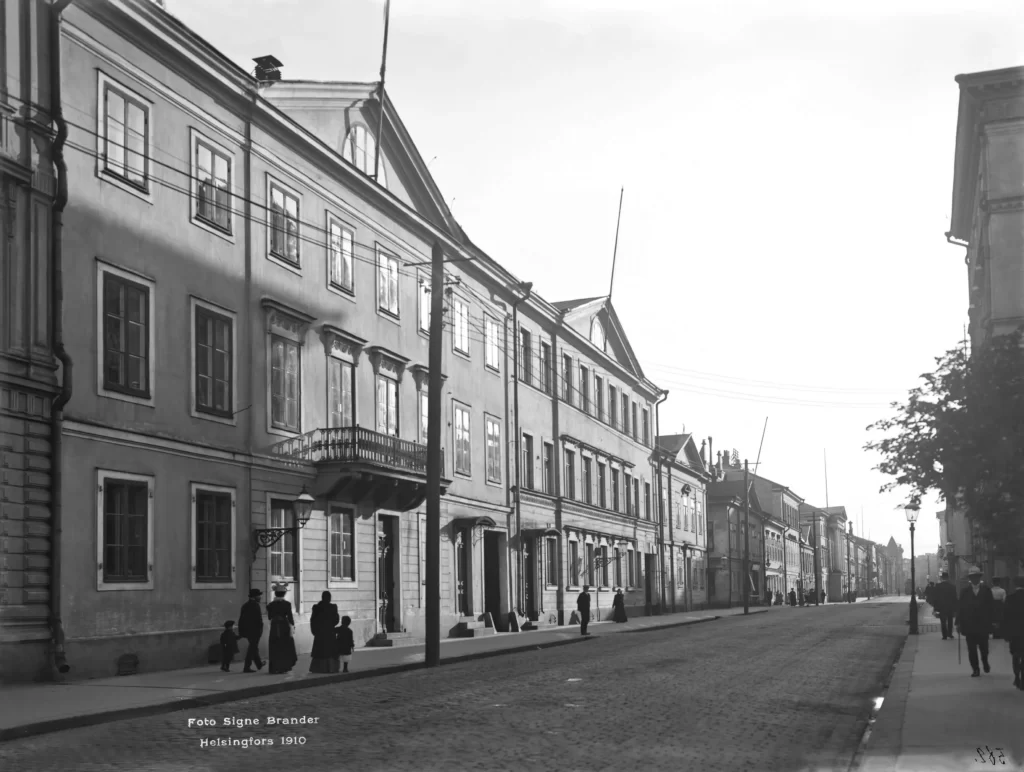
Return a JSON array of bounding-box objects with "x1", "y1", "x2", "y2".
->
[
  {"x1": 655, "y1": 433, "x2": 711, "y2": 612},
  {"x1": 707, "y1": 475, "x2": 768, "y2": 606},
  {"x1": 884, "y1": 537, "x2": 904, "y2": 595},
  {"x1": 947, "y1": 65, "x2": 1024, "y2": 582},
  {"x1": 821, "y1": 506, "x2": 850, "y2": 601},
  {"x1": 0, "y1": 0, "x2": 63, "y2": 682},
  {"x1": 798, "y1": 504, "x2": 831, "y2": 603}
]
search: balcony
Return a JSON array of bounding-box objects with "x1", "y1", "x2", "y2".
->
[{"x1": 268, "y1": 426, "x2": 449, "y2": 511}]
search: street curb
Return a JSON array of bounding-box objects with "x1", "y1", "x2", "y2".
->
[{"x1": 1, "y1": 613, "x2": 742, "y2": 743}]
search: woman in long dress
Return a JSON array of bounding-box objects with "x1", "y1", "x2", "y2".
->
[
  {"x1": 266, "y1": 584, "x2": 298, "y2": 674},
  {"x1": 612, "y1": 588, "x2": 628, "y2": 623},
  {"x1": 308, "y1": 591, "x2": 340, "y2": 674}
]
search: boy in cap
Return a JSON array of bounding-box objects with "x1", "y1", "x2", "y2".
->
[
  {"x1": 220, "y1": 620, "x2": 240, "y2": 672},
  {"x1": 1003, "y1": 576, "x2": 1024, "y2": 689},
  {"x1": 956, "y1": 566, "x2": 994, "y2": 677}
]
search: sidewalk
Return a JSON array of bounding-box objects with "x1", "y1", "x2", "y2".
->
[
  {"x1": 857, "y1": 603, "x2": 1023, "y2": 772},
  {"x1": 0, "y1": 605, "x2": 772, "y2": 742}
]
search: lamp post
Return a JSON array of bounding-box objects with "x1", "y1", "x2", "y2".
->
[
  {"x1": 251, "y1": 486, "x2": 315, "y2": 560},
  {"x1": 905, "y1": 503, "x2": 920, "y2": 635}
]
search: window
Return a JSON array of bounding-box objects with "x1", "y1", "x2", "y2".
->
[
  {"x1": 599, "y1": 546, "x2": 609, "y2": 587},
  {"x1": 486, "y1": 416, "x2": 502, "y2": 484},
  {"x1": 101, "y1": 269, "x2": 151, "y2": 400},
  {"x1": 99, "y1": 75, "x2": 149, "y2": 192},
  {"x1": 632, "y1": 402, "x2": 639, "y2": 440},
  {"x1": 634, "y1": 479, "x2": 640, "y2": 520},
  {"x1": 522, "y1": 434, "x2": 534, "y2": 490},
  {"x1": 621, "y1": 394, "x2": 630, "y2": 435},
  {"x1": 342, "y1": 124, "x2": 387, "y2": 186},
  {"x1": 562, "y1": 354, "x2": 573, "y2": 403},
  {"x1": 194, "y1": 303, "x2": 233, "y2": 419},
  {"x1": 449, "y1": 298, "x2": 470, "y2": 355},
  {"x1": 569, "y1": 541, "x2": 580, "y2": 586},
  {"x1": 586, "y1": 543, "x2": 595, "y2": 586},
  {"x1": 645, "y1": 481, "x2": 651, "y2": 520},
  {"x1": 590, "y1": 318, "x2": 605, "y2": 351},
  {"x1": 418, "y1": 277, "x2": 431, "y2": 332},
  {"x1": 609, "y1": 386, "x2": 618, "y2": 428},
  {"x1": 270, "y1": 336, "x2": 301, "y2": 431},
  {"x1": 611, "y1": 469, "x2": 620, "y2": 511},
  {"x1": 546, "y1": 537, "x2": 558, "y2": 586},
  {"x1": 454, "y1": 404, "x2": 471, "y2": 475},
  {"x1": 595, "y1": 375, "x2": 604, "y2": 421},
  {"x1": 614, "y1": 548, "x2": 622, "y2": 588},
  {"x1": 542, "y1": 442, "x2": 554, "y2": 494},
  {"x1": 419, "y1": 389, "x2": 429, "y2": 444},
  {"x1": 580, "y1": 365, "x2": 590, "y2": 413},
  {"x1": 642, "y1": 408, "x2": 651, "y2": 446},
  {"x1": 377, "y1": 250, "x2": 400, "y2": 316},
  {"x1": 97, "y1": 471, "x2": 153, "y2": 590},
  {"x1": 598, "y1": 462, "x2": 607, "y2": 508},
  {"x1": 519, "y1": 329, "x2": 532, "y2": 385},
  {"x1": 269, "y1": 498, "x2": 296, "y2": 580},
  {"x1": 329, "y1": 505, "x2": 355, "y2": 582},
  {"x1": 540, "y1": 342, "x2": 552, "y2": 393},
  {"x1": 269, "y1": 180, "x2": 300, "y2": 265},
  {"x1": 327, "y1": 358, "x2": 355, "y2": 429},
  {"x1": 564, "y1": 449, "x2": 576, "y2": 500},
  {"x1": 377, "y1": 376, "x2": 398, "y2": 437},
  {"x1": 582, "y1": 458, "x2": 593, "y2": 504},
  {"x1": 624, "y1": 472, "x2": 632, "y2": 515},
  {"x1": 193, "y1": 486, "x2": 234, "y2": 587},
  {"x1": 328, "y1": 216, "x2": 354, "y2": 292},
  {"x1": 628, "y1": 550, "x2": 635, "y2": 588},
  {"x1": 192, "y1": 132, "x2": 231, "y2": 233},
  {"x1": 485, "y1": 318, "x2": 500, "y2": 370},
  {"x1": 697, "y1": 499, "x2": 703, "y2": 535}
]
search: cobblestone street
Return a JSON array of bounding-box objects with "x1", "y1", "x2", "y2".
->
[{"x1": 0, "y1": 602, "x2": 906, "y2": 772}]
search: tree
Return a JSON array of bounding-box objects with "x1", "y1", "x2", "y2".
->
[{"x1": 865, "y1": 328, "x2": 1024, "y2": 559}]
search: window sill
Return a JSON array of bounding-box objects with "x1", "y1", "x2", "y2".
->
[
  {"x1": 327, "y1": 579, "x2": 359, "y2": 590},
  {"x1": 98, "y1": 169, "x2": 154, "y2": 204},
  {"x1": 377, "y1": 307, "x2": 401, "y2": 325},
  {"x1": 485, "y1": 478, "x2": 503, "y2": 488},
  {"x1": 192, "y1": 407, "x2": 237, "y2": 426},
  {"x1": 327, "y1": 283, "x2": 356, "y2": 301},
  {"x1": 192, "y1": 215, "x2": 235, "y2": 243},
  {"x1": 192, "y1": 580, "x2": 237, "y2": 590},
  {"x1": 97, "y1": 581, "x2": 154, "y2": 592},
  {"x1": 268, "y1": 425, "x2": 301, "y2": 439},
  {"x1": 453, "y1": 348, "x2": 471, "y2": 362},
  {"x1": 267, "y1": 253, "x2": 303, "y2": 276},
  {"x1": 485, "y1": 364, "x2": 501, "y2": 376},
  {"x1": 99, "y1": 387, "x2": 155, "y2": 408}
]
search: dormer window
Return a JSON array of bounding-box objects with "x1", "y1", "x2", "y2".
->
[
  {"x1": 590, "y1": 318, "x2": 606, "y2": 351},
  {"x1": 343, "y1": 124, "x2": 387, "y2": 187}
]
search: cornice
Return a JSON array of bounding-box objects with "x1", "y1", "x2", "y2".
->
[{"x1": 260, "y1": 298, "x2": 316, "y2": 336}]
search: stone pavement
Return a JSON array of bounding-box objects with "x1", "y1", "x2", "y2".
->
[
  {"x1": 0, "y1": 604, "x2": 775, "y2": 742},
  {"x1": 857, "y1": 601, "x2": 1024, "y2": 772}
]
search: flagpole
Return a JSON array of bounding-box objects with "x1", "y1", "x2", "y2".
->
[
  {"x1": 608, "y1": 186, "x2": 624, "y2": 300},
  {"x1": 374, "y1": 0, "x2": 392, "y2": 181}
]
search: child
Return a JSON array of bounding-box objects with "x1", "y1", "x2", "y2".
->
[
  {"x1": 336, "y1": 616, "x2": 355, "y2": 673},
  {"x1": 220, "y1": 620, "x2": 240, "y2": 672}
]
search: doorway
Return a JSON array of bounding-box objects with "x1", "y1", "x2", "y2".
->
[
  {"x1": 378, "y1": 516, "x2": 399, "y2": 633},
  {"x1": 484, "y1": 531, "x2": 501, "y2": 625},
  {"x1": 455, "y1": 529, "x2": 469, "y2": 616},
  {"x1": 645, "y1": 553, "x2": 656, "y2": 613}
]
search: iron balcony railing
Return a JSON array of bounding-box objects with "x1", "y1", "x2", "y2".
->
[{"x1": 270, "y1": 426, "x2": 437, "y2": 475}]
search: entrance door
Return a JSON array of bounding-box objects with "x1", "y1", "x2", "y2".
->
[
  {"x1": 379, "y1": 517, "x2": 398, "y2": 633},
  {"x1": 484, "y1": 531, "x2": 501, "y2": 626},
  {"x1": 455, "y1": 529, "x2": 468, "y2": 616},
  {"x1": 645, "y1": 553, "x2": 656, "y2": 613},
  {"x1": 524, "y1": 537, "x2": 537, "y2": 619}
]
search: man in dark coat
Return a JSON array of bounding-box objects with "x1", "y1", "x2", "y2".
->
[
  {"x1": 1003, "y1": 576, "x2": 1024, "y2": 690},
  {"x1": 577, "y1": 585, "x2": 592, "y2": 636},
  {"x1": 237, "y1": 588, "x2": 265, "y2": 673},
  {"x1": 956, "y1": 566, "x2": 994, "y2": 677},
  {"x1": 933, "y1": 572, "x2": 958, "y2": 640}
]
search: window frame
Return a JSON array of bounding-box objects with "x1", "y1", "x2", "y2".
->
[
  {"x1": 542, "y1": 441, "x2": 554, "y2": 494},
  {"x1": 452, "y1": 295, "x2": 471, "y2": 357},
  {"x1": 96, "y1": 72, "x2": 154, "y2": 203},
  {"x1": 327, "y1": 504, "x2": 358, "y2": 587},
  {"x1": 190, "y1": 296, "x2": 237, "y2": 425},
  {"x1": 266, "y1": 175, "x2": 302, "y2": 271},
  {"x1": 597, "y1": 462, "x2": 607, "y2": 509},
  {"x1": 519, "y1": 328, "x2": 532, "y2": 386},
  {"x1": 326, "y1": 355, "x2": 356, "y2": 430},
  {"x1": 485, "y1": 414, "x2": 502, "y2": 485},
  {"x1": 580, "y1": 364, "x2": 590, "y2": 414},
  {"x1": 189, "y1": 128, "x2": 234, "y2": 239},
  {"x1": 484, "y1": 316, "x2": 501, "y2": 372},
  {"x1": 376, "y1": 246, "x2": 401, "y2": 319},
  {"x1": 268, "y1": 334, "x2": 302, "y2": 435},
  {"x1": 342, "y1": 123, "x2": 387, "y2": 187},
  {"x1": 97, "y1": 261, "x2": 156, "y2": 407},
  {"x1": 326, "y1": 212, "x2": 356, "y2": 296},
  {"x1": 582, "y1": 456, "x2": 593, "y2": 505},
  {"x1": 96, "y1": 469, "x2": 155, "y2": 591},
  {"x1": 568, "y1": 539, "x2": 581, "y2": 589},
  {"x1": 267, "y1": 495, "x2": 300, "y2": 603},
  {"x1": 539, "y1": 340, "x2": 552, "y2": 394},
  {"x1": 522, "y1": 433, "x2": 535, "y2": 490},
  {"x1": 564, "y1": 448, "x2": 576, "y2": 500},
  {"x1": 417, "y1": 273, "x2": 431, "y2": 334},
  {"x1": 546, "y1": 536, "x2": 559, "y2": 588},
  {"x1": 190, "y1": 483, "x2": 237, "y2": 590},
  {"x1": 561, "y1": 354, "x2": 573, "y2": 404},
  {"x1": 376, "y1": 373, "x2": 399, "y2": 437},
  {"x1": 453, "y1": 401, "x2": 472, "y2": 477}
]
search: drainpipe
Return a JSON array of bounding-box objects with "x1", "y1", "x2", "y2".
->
[
  {"x1": 48, "y1": 0, "x2": 75, "y2": 676},
  {"x1": 510, "y1": 282, "x2": 532, "y2": 619},
  {"x1": 654, "y1": 389, "x2": 668, "y2": 613}
]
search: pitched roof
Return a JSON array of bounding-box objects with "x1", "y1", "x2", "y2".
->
[
  {"x1": 657, "y1": 434, "x2": 690, "y2": 455},
  {"x1": 554, "y1": 297, "x2": 647, "y2": 383},
  {"x1": 552, "y1": 297, "x2": 605, "y2": 312}
]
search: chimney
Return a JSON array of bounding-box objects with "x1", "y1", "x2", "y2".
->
[{"x1": 699, "y1": 440, "x2": 707, "y2": 465}]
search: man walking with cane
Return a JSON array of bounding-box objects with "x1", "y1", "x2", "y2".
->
[
  {"x1": 934, "y1": 571, "x2": 958, "y2": 641},
  {"x1": 956, "y1": 566, "x2": 994, "y2": 677},
  {"x1": 1004, "y1": 575, "x2": 1024, "y2": 690}
]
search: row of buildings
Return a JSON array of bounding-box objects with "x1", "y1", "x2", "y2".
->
[
  {"x1": 942, "y1": 64, "x2": 1024, "y2": 590},
  {"x1": 0, "y1": 0, "x2": 900, "y2": 683}
]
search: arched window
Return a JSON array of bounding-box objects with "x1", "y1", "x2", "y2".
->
[
  {"x1": 342, "y1": 124, "x2": 387, "y2": 187},
  {"x1": 590, "y1": 318, "x2": 605, "y2": 351}
]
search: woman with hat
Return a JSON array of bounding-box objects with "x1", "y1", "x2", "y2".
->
[
  {"x1": 308, "y1": 590, "x2": 340, "y2": 674},
  {"x1": 237, "y1": 588, "x2": 265, "y2": 672},
  {"x1": 956, "y1": 566, "x2": 995, "y2": 677},
  {"x1": 266, "y1": 583, "x2": 298, "y2": 674}
]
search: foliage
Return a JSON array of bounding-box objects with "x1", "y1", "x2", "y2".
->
[{"x1": 865, "y1": 328, "x2": 1024, "y2": 557}]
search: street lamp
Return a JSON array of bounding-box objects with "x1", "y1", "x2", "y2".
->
[
  {"x1": 905, "y1": 503, "x2": 920, "y2": 635},
  {"x1": 251, "y1": 486, "x2": 316, "y2": 559},
  {"x1": 592, "y1": 541, "x2": 628, "y2": 619}
]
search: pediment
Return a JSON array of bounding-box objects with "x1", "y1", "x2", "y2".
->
[
  {"x1": 554, "y1": 297, "x2": 644, "y2": 379},
  {"x1": 261, "y1": 81, "x2": 460, "y2": 238}
]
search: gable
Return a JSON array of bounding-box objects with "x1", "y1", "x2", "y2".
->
[{"x1": 557, "y1": 298, "x2": 644, "y2": 380}]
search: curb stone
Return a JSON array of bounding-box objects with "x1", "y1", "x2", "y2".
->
[{"x1": 849, "y1": 634, "x2": 917, "y2": 772}]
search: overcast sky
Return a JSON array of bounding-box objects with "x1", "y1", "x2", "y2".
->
[{"x1": 167, "y1": 0, "x2": 1024, "y2": 557}]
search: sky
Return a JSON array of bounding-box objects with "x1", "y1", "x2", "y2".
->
[{"x1": 166, "y1": 0, "x2": 1024, "y2": 556}]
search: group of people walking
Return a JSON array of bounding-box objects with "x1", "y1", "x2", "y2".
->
[
  {"x1": 219, "y1": 585, "x2": 355, "y2": 675},
  {"x1": 926, "y1": 566, "x2": 1024, "y2": 688}
]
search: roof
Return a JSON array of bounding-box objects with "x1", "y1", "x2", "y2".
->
[
  {"x1": 552, "y1": 297, "x2": 605, "y2": 312},
  {"x1": 657, "y1": 434, "x2": 690, "y2": 455}
]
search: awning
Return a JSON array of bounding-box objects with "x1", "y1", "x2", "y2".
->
[{"x1": 452, "y1": 515, "x2": 498, "y2": 529}]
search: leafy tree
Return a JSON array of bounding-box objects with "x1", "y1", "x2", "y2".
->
[{"x1": 865, "y1": 327, "x2": 1024, "y2": 559}]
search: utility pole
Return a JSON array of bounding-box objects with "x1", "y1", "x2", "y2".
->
[
  {"x1": 846, "y1": 523, "x2": 853, "y2": 603},
  {"x1": 813, "y1": 512, "x2": 820, "y2": 606},
  {"x1": 425, "y1": 241, "x2": 444, "y2": 667},
  {"x1": 743, "y1": 460, "x2": 750, "y2": 615}
]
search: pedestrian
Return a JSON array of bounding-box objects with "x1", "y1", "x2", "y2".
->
[
  {"x1": 237, "y1": 588, "x2": 265, "y2": 673},
  {"x1": 266, "y1": 583, "x2": 298, "y2": 674},
  {"x1": 577, "y1": 585, "x2": 592, "y2": 635},
  {"x1": 220, "y1": 620, "x2": 240, "y2": 672},
  {"x1": 990, "y1": 578, "x2": 1007, "y2": 640},
  {"x1": 788, "y1": 589, "x2": 796, "y2": 607},
  {"x1": 956, "y1": 566, "x2": 994, "y2": 677},
  {"x1": 934, "y1": 572, "x2": 958, "y2": 641},
  {"x1": 612, "y1": 588, "x2": 627, "y2": 623},
  {"x1": 336, "y1": 615, "x2": 355, "y2": 673},
  {"x1": 1003, "y1": 576, "x2": 1024, "y2": 690},
  {"x1": 925, "y1": 581, "x2": 936, "y2": 607},
  {"x1": 308, "y1": 590, "x2": 340, "y2": 674}
]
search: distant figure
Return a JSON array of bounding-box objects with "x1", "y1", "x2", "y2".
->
[
  {"x1": 774, "y1": 591, "x2": 782, "y2": 606},
  {"x1": 336, "y1": 616, "x2": 355, "y2": 673},
  {"x1": 957, "y1": 566, "x2": 994, "y2": 677},
  {"x1": 990, "y1": 579, "x2": 1007, "y2": 639},
  {"x1": 925, "y1": 581, "x2": 936, "y2": 607},
  {"x1": 220, "y1": 620, "x2": 240, "y2": 672},
  {"x1": 612, "y1": 588, "x2": 627, "y2": 623},
  {"x1": 933, "y1": 572, "x2": 958, "y2": 641},
  {"x1": 788, "y1": 589, "x2": 797, "y2": 607},
  {"x1": 577, "y1": 586, "x2": 592, "y2": 635},
  {"x1": 1003, "y1": 577, "x2": 1024, "y2": 690}
]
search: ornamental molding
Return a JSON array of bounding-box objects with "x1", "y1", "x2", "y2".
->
[
  {"x1": 319, "y1": 324, "x2": 366, "y2": 363},
  {"x1": 261, "y1": 297, "x2": 315, "y2": 340},
  {"x1": 366, "y1": 345, "x2": 409, "y2": 381},
  {"x1": 408, "y1": 363, "x2": 448, "y2": 391},
  {"x1": 980, "y1": 194, "x2": 1024, "y2": 214}
]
